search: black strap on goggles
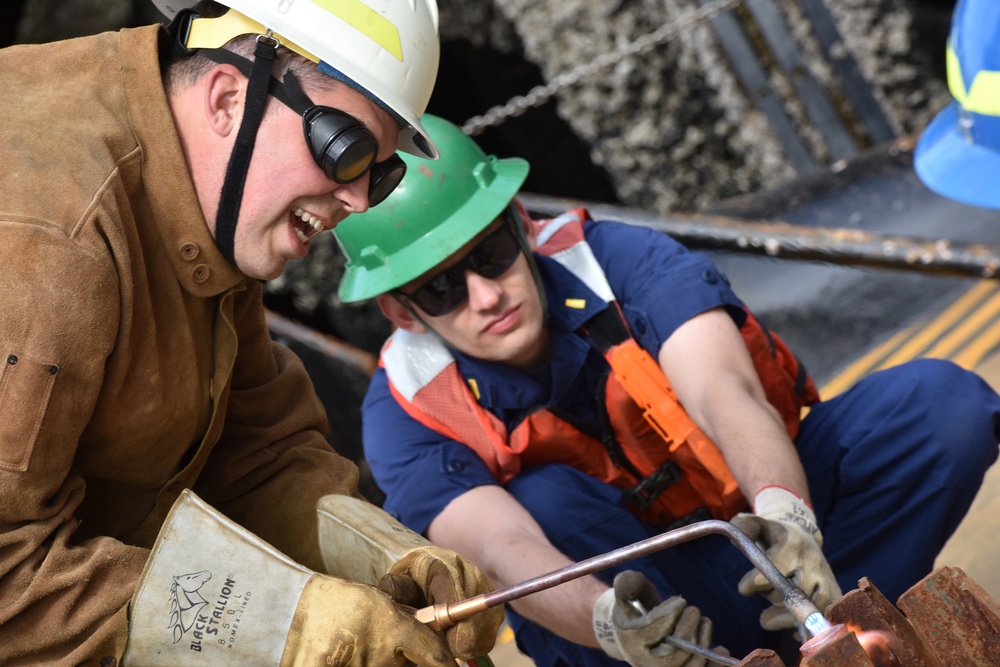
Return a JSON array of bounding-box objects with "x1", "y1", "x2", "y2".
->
[
  {"x1": 214, "y1": 35, "x2": 276, "y2": 265},
  {"x1": 164, "y1": 10, "x2": 406, "y2": 267},
  {"x1": 164, "y1": 9, "x2": 275, "y2": 265}
]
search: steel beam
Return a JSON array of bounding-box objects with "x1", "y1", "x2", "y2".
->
[{"x1": 519, "y1": 192, "x2": 1000, "y2": 280}]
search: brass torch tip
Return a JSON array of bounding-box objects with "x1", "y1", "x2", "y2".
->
[
  {"x1": 413, "y1": 604, "x2": 446, "y2": 631},
  {"x1": 414, "y1": 595, "x2": 490, "y2": 631}
]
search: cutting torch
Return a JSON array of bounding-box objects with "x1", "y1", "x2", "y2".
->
[{"x1": 416, "y1": 519, "x2": 831, "y2": 666}]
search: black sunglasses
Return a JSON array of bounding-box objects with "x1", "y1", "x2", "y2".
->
[
  {"x1": 281, "y1": 72, "x2": 405, "y2": 207},
  {"x1": 395, "y1": 213, "x2": 523, "y2": 317}
]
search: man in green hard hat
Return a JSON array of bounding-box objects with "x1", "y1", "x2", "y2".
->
[{"x1": 334, "y1": 114, "x2": 1000, "y2": 666}]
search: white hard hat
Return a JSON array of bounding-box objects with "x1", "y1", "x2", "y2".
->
[{"x1": 153, "y1": 0, "x2": 440, "y2": 158}]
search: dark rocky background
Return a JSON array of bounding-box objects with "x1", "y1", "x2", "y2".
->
[{"x1": 4, "y1": 0, "x2": 960, "y2": 501}]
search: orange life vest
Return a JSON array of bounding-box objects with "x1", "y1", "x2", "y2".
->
[{"x1": 381, "y1": 209, "x2": 819, "y2": 526}]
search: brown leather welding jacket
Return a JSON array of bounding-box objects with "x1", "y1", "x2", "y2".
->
[{"x1": 0, "y1": 25, "x2": 359, "y2": 664}]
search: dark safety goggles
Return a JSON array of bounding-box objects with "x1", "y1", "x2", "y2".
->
[
  {"x1": 395, "y1": 212, "x2": 524, "y2": 317},
  {"x1": 173, "y1": 16, "x2": 406, "y2": 208},
  {"x1": 280, "y1": 71, "x2": 405, "y2": 206}
]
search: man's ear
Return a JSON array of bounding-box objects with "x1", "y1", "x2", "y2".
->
[
  {"x1": 377, "y1": 293, "x2": 427, "y2": 333},
  {"x1": 203, "y1": 64, "x2": 245, "y2": 137}
]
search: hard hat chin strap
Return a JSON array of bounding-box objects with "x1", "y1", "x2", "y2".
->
[
  {"x1": 214, "y1": 34, "x2": 278, "y2": 267},
  {"x1": 510, "y1": 205, "x2": 550, "y2": 325}
]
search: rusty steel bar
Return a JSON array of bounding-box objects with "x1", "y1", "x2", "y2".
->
[
  {"x1": 799, "y1": 623, "x2": 876, "y2": 666},
  {"x1": 415, "y1": 519, "x2": 830, "y2": 640},
  {"x1": 897, "y1": 566, "x2": 1000, "y2": 665},
  {"x1": 825, "y1": 576, "x2": 940, "y2": 666},
  {"x1": 518, "y1": 192, "x2": 1000, "y2": 279}
]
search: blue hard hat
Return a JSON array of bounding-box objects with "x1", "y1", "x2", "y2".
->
[{"x1": 915, "y1": 0, "x2": 1000, "y2": 210}]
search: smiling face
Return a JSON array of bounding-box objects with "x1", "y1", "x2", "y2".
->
[
  {"x1": 230, "y1": 81, "x2": 400, "y2": 280},
  {"x1": 379, "y1": 218, "x2": 551, "y2": 370},
  {"x1": 171, "y1": 58, "x2": 401, "y2": 281}
]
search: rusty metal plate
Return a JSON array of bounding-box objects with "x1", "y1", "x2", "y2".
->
[
  {"x1": 826, "y1": 577, "x2": 941, "y2": 667},
  {"x1": 799, "y1": 625, "x2": 875, "y2": 666},
  {"x1": 738, "y1": 648, "x2": 787, "y2": 666},
  {"x1": 897, "y1": 566, "x2": 1000, "y2": 666}
]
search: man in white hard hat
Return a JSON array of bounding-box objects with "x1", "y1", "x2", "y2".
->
[{"x1": 0, "y1": 1, "x2": 503, "y2": 665}]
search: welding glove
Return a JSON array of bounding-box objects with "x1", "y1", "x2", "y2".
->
[
  {"x1": 124, "y1": 490, "x2": 455, "y2": 667},
  {"x1": 315, "y1": 494, "x2": 503, "y2": 660},
  {"x1": 593, "y1": 570, "x2": 725, "y2": 667},
  {"x1": 730, "y1": 486, "x2": 842, "y2": 631}
]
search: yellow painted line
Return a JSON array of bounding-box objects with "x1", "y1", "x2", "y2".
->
[
  {"x1": 923, "y1": 289, "x2": 1000, "y2": 361},
  {"x1": 819, "y1": 280, "x2": 1000, "y2": 398},
  {"x1": 819, "y1": 325, "x2": 913, "y2": 399},
  {"x1": 953, "y1": 323, "x2": 1000, "y2": 370},
  {"x1": 951, "y1": 295, "x2": 1000, "y2": 369},
  {"x1": 874, "y1": 280, "x2": 997, "y2": 371}
]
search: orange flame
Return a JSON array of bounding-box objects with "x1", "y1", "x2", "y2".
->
[
  {"x1": 800, "y1": 622, "x2": 900, "y2": 666},
  {"x1": 847, "y1": 623, "x2": 900, "y2": 667}
]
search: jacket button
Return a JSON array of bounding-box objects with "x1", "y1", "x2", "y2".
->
[
  {"x1": 701, "y1": 270, "x2": 718, "y2": 285},
  {"x1": 6, "y1": 354, "x2": 16, "y2": 365},
  {"x1": 179, "y1": 242, "x2": 200, "y2": 261},
  {"x1": 446, "y1": 461, "x2": 466, "y2": 473},
  {"x1": 192, "y1": 265, "x2": 211, "y2": 283},
  {"x1": 634, "y1": 317, "x2": 647, "y2": 335}
]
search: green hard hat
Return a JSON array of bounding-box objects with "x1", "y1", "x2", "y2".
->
[{"x1": 335, "y1": 114, "x2": 530, "y2": 302}]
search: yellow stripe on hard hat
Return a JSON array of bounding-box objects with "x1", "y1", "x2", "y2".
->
[
  {"x1": 313, "y1": 0, "x2": 403, "y2": 61},
  {"x1": 947, "y1": 42, "x2": 1000, "y2": 117},
  {"x1": 186, "y1": 11, "x2": 320, "y2": 62}
]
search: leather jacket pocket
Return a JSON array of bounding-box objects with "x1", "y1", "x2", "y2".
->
[{"x1": 0, "y1": 353, "x2": 59, "y2": 472}]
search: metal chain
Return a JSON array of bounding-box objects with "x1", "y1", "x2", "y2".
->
[{"x1": 462, "y1": 0, "x2": 743, "y2": 135}]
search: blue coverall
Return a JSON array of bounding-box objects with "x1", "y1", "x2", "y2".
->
[{"x1": 362, "y1": 219, "x2": 1000, "y2": 664}]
